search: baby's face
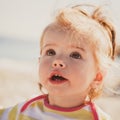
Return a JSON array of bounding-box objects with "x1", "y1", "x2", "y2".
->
[{"x1": 39, "y1": 29, "x2": 98, "y2": 98}]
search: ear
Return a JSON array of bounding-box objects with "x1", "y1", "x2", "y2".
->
[
  {"x1": 96, "y1": 69, "x2": 107, "y2": 81},
  {"x1": 96, "y1": 72, "x2": 103, "y2": 82},
  {"x1": 91, "y1": 71, "x2": 106, "y2": 88}
]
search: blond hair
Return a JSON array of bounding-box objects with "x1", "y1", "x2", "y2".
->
[{"x1": 40, "y1": 4, "x2": 116, "y2": 100}]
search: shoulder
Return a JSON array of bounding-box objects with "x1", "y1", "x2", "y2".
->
[
  {"x1": 0, "y1": 101, "x2": 25, "y2": 120},
  {"x1": 20, "y1": 94, "x2": 47, "y2": 112},
  {"x1": 0, "y1": 94, "x2": 46, "y2": 120}
]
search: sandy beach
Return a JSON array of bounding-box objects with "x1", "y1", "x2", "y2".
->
[{"x1": 0, "y1": 59, "x2": 120, "y2": 120}]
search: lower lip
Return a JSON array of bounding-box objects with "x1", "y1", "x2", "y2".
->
[{"x1": 49, "y1": 79, "x2": 68, "y2": 84}]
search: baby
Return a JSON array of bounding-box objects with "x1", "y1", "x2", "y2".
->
[{"x1": 0, "y1": 4, "x2": 116, "y2": 120}]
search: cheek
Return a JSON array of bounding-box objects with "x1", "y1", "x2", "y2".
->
[
  {"x1": 39, "y1": 58, "x2": 52, "y2": 79},
  {"x1": 70, "y1": 62, "x2": 94, "y2": 83},
  {"x1": 39, "y1": 57, "x2": 49, "y2": 68},
  {"x1": 39, "y1": 59, "x2": 46, "y2": 78}
]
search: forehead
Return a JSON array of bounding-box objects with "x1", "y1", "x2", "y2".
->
[
  {"x1": 42, "y1": 28, "x2": 89, "y2": 48},
  {"x1": 42, "y1": 24, "x2": 97, "y2": 49},
  {"x1": 41, "y1": 13, "x2": 108, "y2": 51}
]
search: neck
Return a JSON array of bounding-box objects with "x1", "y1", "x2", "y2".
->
[{"x1": 48, "y1": 94, "x2": 86, "y2": 108}]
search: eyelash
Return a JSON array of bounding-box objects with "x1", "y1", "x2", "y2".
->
[
  {"x1": 45, "y1": 49, "x2": 82, "y2": 59},
  {"x1": 46, "y1": 49, "x2": 56, "y2": 56},
  {"x1": 70, "y1": 52, "x2": 81, "y2": 59}
]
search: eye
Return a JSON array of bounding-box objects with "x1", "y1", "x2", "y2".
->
[
  {"x1": 70, "y1": 52, "x2": 81, "y2": 59},
  {"x1": 46, "y1": 49, "x2": 56, "y2": 56}
]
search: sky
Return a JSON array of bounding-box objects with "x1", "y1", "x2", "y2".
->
[{"x1": 0, "y1": 0, "x2": 120, "y2": 41}]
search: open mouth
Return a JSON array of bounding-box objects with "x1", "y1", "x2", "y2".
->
[{"x1": 49, "y1": 74, "x2": 68, "y2": 83}]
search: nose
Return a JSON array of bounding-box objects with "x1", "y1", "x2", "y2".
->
[{"x1": 52, "y1": 59, "x2": 66, "y2": 68}]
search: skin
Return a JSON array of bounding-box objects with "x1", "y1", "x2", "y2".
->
[{"x1": 39, "y1": 28, "x2": 103, "y2": 108}]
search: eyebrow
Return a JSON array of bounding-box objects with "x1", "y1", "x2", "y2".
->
[
  {"x1": 42, "y1": 43, "x2": 57, "y2": 49},
  {"x1": 70, "y1": 45, "x2": 85, "y2": 52},
  {"x1": 40, "y1": 43, "x2": 55, "y2": 54},
  {"x1": 42, "y1": 44, "x2": 85, "y2": 52}
]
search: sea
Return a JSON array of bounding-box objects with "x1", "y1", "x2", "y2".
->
[{"x1": 0, "y1": 36, "x2": 40, "y2": 63}]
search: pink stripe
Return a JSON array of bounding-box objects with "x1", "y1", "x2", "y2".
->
[
  {"x1": 20, "y1": 94, "x2": 99, "y2": 120},
  {"x1": 44, "y1": 98, "x2": 91, "y2": 112},
  {"x1": 90, "y1": 102, "x2": 99, "y2": 120},
  {"x1": 20, "y1": 94, "x2": 47, "y2": 112}
]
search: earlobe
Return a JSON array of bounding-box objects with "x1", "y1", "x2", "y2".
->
[
  {"x1": 96, "y1": 72, "x2": 103, "y2": 82},
  {"x1": 95, "y1": 69, "x2": 107, "y2": 82},
  {"x1": 88, "y1": 72, "x2": 105, "y2": 100},
  {"x1": 91, "y1": 72, "x2": 103, "y2": 88}
]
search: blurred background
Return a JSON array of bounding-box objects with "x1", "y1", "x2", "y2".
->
[{"x1": 0, "y1": 0, "x2": 120, "y2": 119}]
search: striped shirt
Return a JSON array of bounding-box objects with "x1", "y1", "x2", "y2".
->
[{"x1": 0, "y1": 94, "x2": 111, "y2": 120}]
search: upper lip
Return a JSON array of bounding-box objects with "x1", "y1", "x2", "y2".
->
[{"x1": 49, "y1": 71, "x2": 68, "y2": 80}]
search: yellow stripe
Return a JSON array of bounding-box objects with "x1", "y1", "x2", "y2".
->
[
  {"x1": 8, "y1": 105, "x2": 18, "y2": 120},
  {"x1": 18, "y1": 114, "x2": 37, "y2": 120},
  {"x1": 30, "y1": 101, "x2": 44, "y2": 111},
  {"x1": 0, "y1": 109, "x2": 5, "y2": 117},
  {"x1": 44, "y1": 106, "x2": 93, "y2": 120}
]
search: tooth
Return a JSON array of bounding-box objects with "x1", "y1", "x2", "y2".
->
[{"x1": 53, "y1": 74, "x2": 62, "y2": 77}]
